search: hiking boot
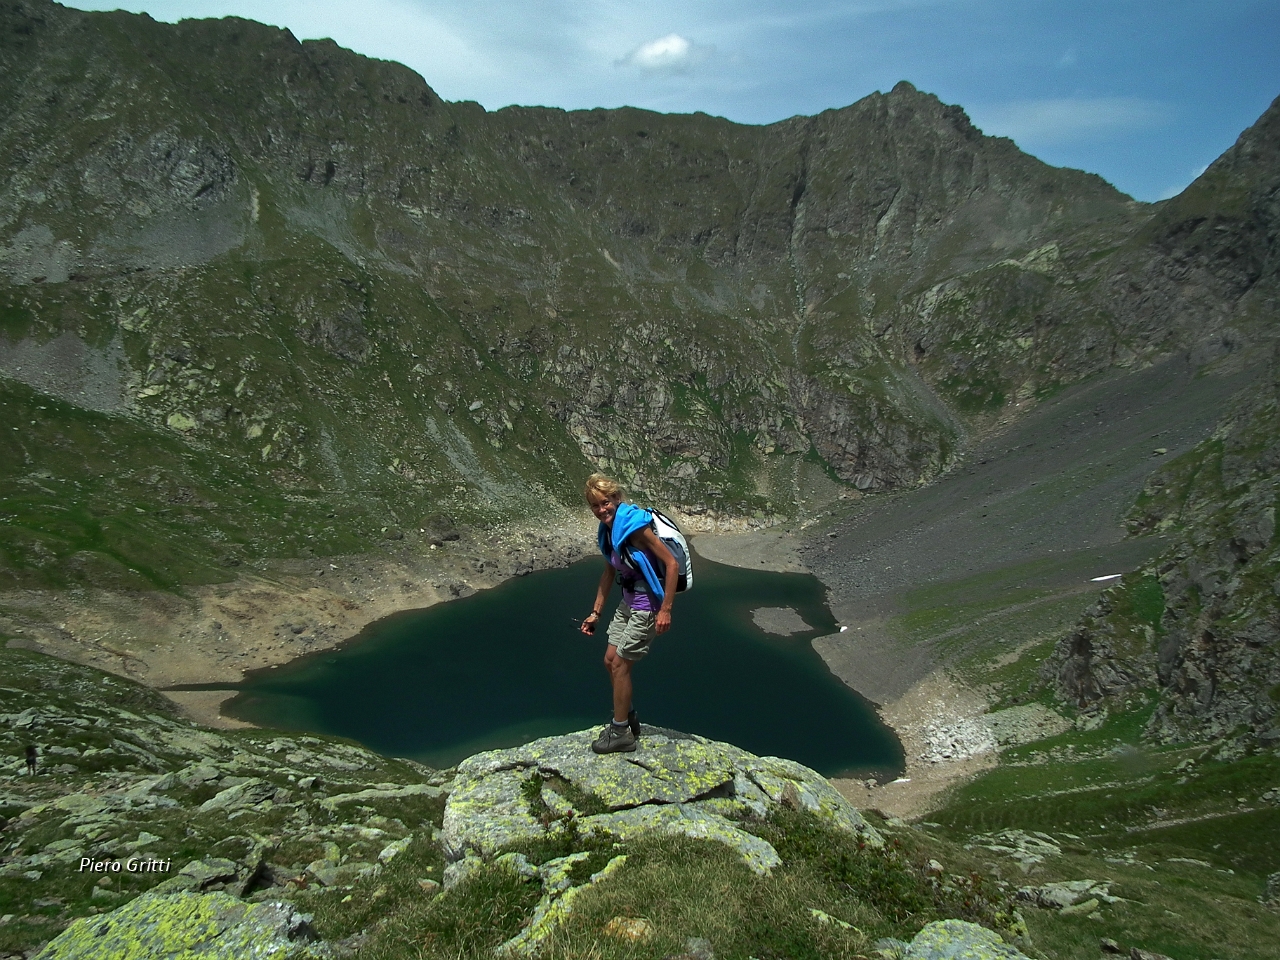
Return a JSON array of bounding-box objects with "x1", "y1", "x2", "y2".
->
[
  {"x1": 591, "y1": 723, "x2": 637, "y2": 754},
  {"x1": 627, "y1": 709, "x2": 641, "y2": 738}
]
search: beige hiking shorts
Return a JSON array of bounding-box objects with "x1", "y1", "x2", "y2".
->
[{"x1": 606, "y1": 606, "x2": 656, "y2": 661}]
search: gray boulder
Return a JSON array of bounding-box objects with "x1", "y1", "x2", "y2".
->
[
  {"x1": 150, "y1": 857, "x2": 241, "y2": 894},
  {"x1": 1017, "y1": 879, "x2": 1120, "y2": 910},
  {"x1": 965, "y1": 830, "x2": 1062, "y2": 869},
  {"x1": 577, "y1": 804, "x2": 782, "y2": 875},
  {"x1": 198, "y1": 777, "x2": 278, "y2": 813},
  {"x1": 901, "y1": 920, "x2": 1031, "y2": 960},
  {"x1": 441, "y1": 727, "x2": 882, "y2": 876},
  {"x1": 32, "y1": 891, "x2": 324, "y2": 959}
]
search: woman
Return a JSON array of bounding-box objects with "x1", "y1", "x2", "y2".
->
[{"x1": 580, "y1": 473, "x2": 679, "y2": 754}]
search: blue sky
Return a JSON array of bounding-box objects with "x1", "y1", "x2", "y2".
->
[{"x1": 67, "y1": 1, "x2": 1279, "y2": 202}]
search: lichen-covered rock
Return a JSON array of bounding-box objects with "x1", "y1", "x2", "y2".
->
[
  {"x1": 441, "y1": 727, "x2": 882, "y2": 872},
  {"x1": 377, "y1": 837, "x2": 413, "y2": 864},
  {"x1": 198, "y1": 777, "x2": 277, "y2": 813},
  {"x1": 442, "y1": 767, "x2": 543, "y2": 860},
  {"x1": 541, "y1": 785, "x2": 576, "y2": 817},
  {"x1": 31, "y1": 891, "x2": 324, "y2": 959},
  {"x1": 494, "y1": 851, "x2": 542, "y2": 882},
  {"x1": 454, "y1": 728, "x2": 738, "y2": 810},
  {"x1": 149, "y1": 857, "x2": 240, "y2": 895},
  {"x1": 535, "y1": 852, "x2": 589, "y2": 893},
  {"x1": 1016, "y1": 879, "x2": 1119, "y2": 909},
  {"x1": 442, "y1": 855, "x2": 485, "y2": 890},
  {"x1": 497, "y1": 854, "x2": 628, "y2": 957},
  {"x1": 964, "y1": 830, "x2": 1061, "y2": 869},
  {"x1": 735, "y1": 754, "x2": 881, "y2": 841},
  {"x1": 579, "y1": 804, "x2": 782, "y2": 875},
  {"x1": 319, "y1": 782, "x2": 443, "y2": 811},
  {"x1": 902, "y1": 920, "x2": 1031, "y2": 960},
  {"x1": 309, "y1": 860, "x2": 377, "y2": 887}
]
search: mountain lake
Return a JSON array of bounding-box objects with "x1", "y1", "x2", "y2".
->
[{"x1": 223, "y1": 550, "x2": 903, "y2": 777}]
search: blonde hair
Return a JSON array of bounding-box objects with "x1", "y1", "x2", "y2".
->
[{"x1": 584, "y1": 472, "x2": 624, "y2": 502}]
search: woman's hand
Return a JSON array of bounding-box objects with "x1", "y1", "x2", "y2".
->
[
  {"x1": 580, "y1": 612, "x2": 600, "y2": 635},
  {"x1": 655, "y1": 608, "x2": 671, "y2": 634}
]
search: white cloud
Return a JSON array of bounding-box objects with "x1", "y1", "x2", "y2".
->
[
  {"x1": 971, "y1": 97, "x2": 1171, "y2": 147},
  {"x1": 1056, "y1": 48, "x2": 1077, "y2": 68},
  {"x1": 617, "y1": 33, "x2": 713, "y2": 73}
]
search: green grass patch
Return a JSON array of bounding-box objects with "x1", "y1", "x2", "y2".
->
[
  {"x1": 934, "y1": 720, "x2": 1280, "y2": 872},
  {"x1": 1017, "y1": 849, "x2": 1280, "y2": 960},
  {"x1": 920, "y1": 680, "x2": 1280, "y2": 960},
  {"x1": 886, "y1": 551, "x2": 1115, "y2": 686}
]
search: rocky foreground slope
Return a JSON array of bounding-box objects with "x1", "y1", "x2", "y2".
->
[
  {"x1": 1, "y1": 645, "x2": 1046, "y2": 959},
  {"x1": 5, "y1": 639, "x2": 1277, "y2": 960}
]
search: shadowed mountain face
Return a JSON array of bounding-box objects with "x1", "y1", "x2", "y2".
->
[
  {"x1": 1046, "y1": 351, "x2": 1280, "y2": 745},
  {"x1": 0, "y1": 0, "x2": 1276, "y2": 594}
]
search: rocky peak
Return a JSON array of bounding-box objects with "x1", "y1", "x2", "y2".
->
[{"x1": 0, "y1": 0, "x2": 1276, "y2": 588}]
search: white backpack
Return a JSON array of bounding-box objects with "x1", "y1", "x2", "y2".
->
[{"x1": 646, "y1": 508, "x2": 693, "y2": 593}]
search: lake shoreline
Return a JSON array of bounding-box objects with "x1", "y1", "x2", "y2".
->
[
  {"x1": 3, "y1": 511, "x2": 990, "y2": 818},
  {"x1": 0, "y1": 511, "x2": 599, "y2": 725},
  {"x1": 694, "y1": 524, "x2": 993, "y2": 817},
  {"x1": 0, "y1": 510, "x2": 787, "y2": 723}
]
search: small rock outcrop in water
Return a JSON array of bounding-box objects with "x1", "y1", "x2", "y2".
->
[
  {"x1": 750, "y1": 606, "x2": 814, "y2": 636},
  {"x1": 443, "y1": 726, "x2": 883, "y2": 880}
]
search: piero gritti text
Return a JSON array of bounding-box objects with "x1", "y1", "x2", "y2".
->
[{"x1": 78, "y1": 857, "x2": 173, "y2": 874}]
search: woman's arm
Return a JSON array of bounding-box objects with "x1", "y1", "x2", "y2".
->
[
  {"x1": 581, "y1": 564, "x2": 614, "y2": 635},
  {"x1": 631, "y1": 526, "x2": 678, "y2": 634}
]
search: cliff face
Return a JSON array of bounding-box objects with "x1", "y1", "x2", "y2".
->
[
  {"x1": 1048, "y1": 351, "x2": 1280, "y2": 743},
  {"x1": 0, "y1": 0, "x2": 1276, "y2": 594},
  {"x1": 1042, "y1": 98, "x2": 1280, "y2": 744}
]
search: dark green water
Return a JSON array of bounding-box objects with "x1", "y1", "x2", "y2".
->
[{"x1": 225, "y1": 552, "x2": 903, "y2": 777}]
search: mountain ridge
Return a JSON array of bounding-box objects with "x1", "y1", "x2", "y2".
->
[{"x1": 0, "y1": 0, "x2": 1276, "y2": 683}]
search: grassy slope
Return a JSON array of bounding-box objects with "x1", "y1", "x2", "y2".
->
[
  {"x1": 926, "y1": 675, "x2": 1280, "y2": 960},
  {"x1": 878, "y1": 478, "x2": 1280, "y2": 960}
]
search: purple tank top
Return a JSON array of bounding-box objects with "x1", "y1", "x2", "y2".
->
[{"x1": 610, "y1": 549, "x2": 656, "y2": 611}]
